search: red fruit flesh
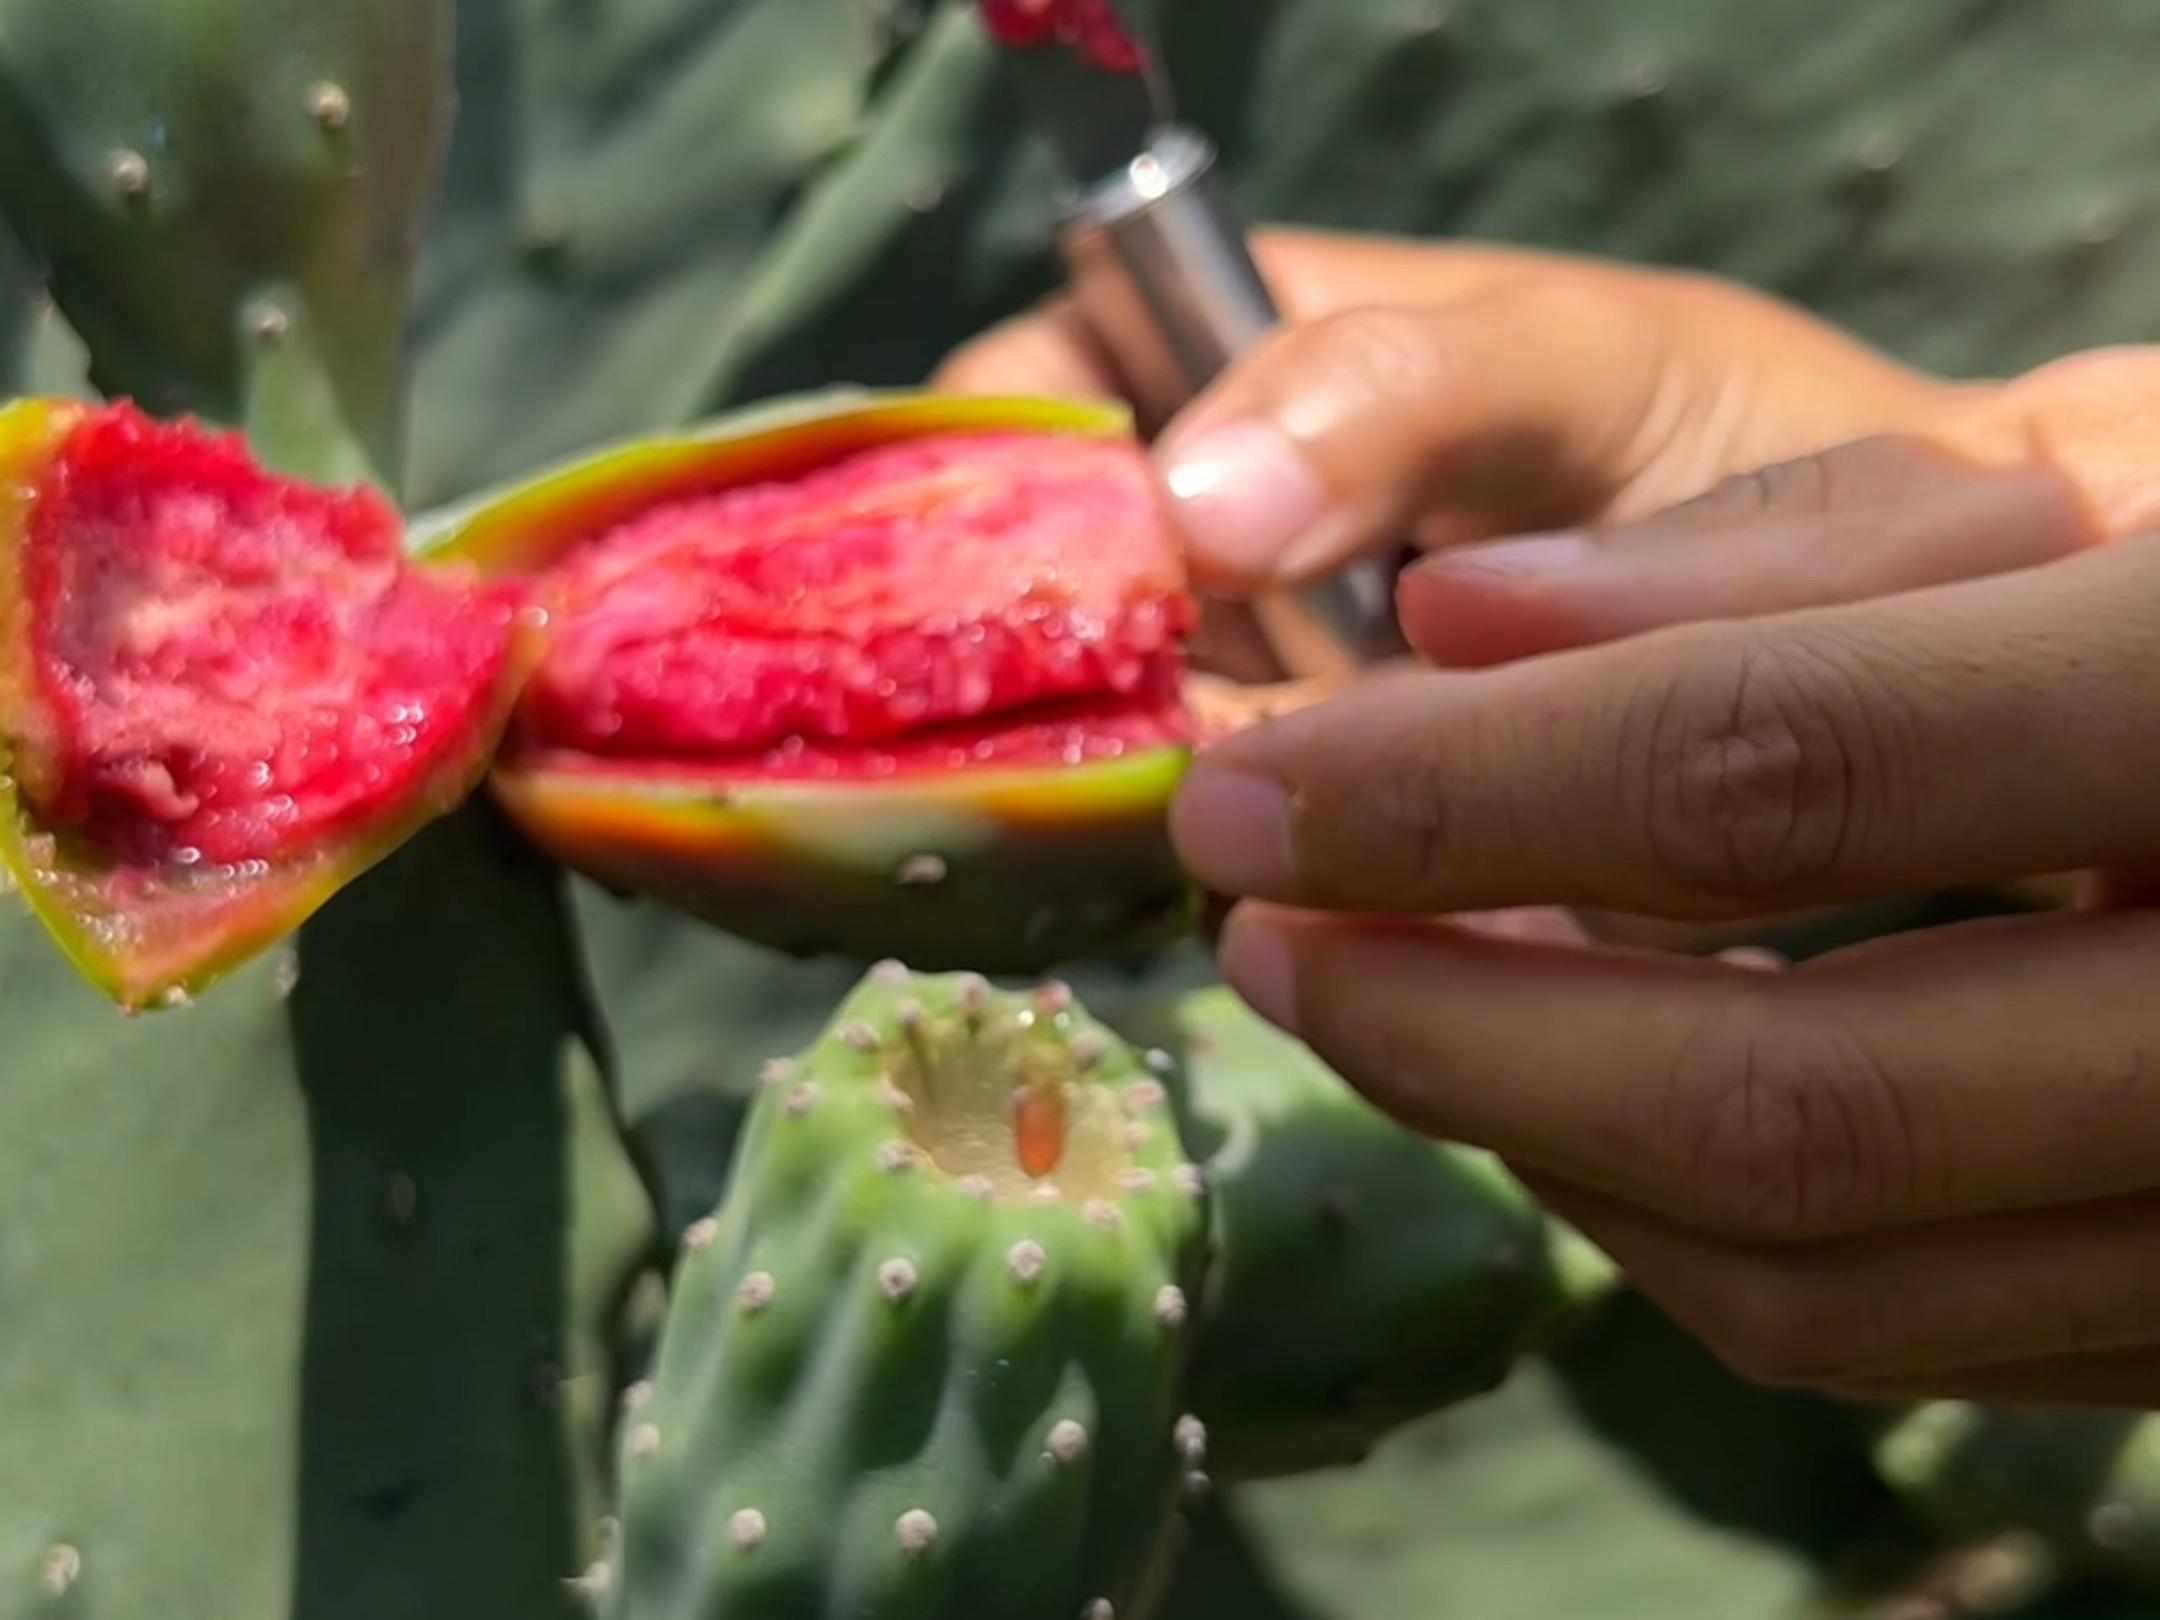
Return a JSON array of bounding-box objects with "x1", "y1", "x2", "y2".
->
[
  {"x1": 515, "y1": 430, "x2": 1195, "y2": 781},
  {"x1": 975, "y1": 0, "x2": 1148, "y2": 74},
  {"x1": 15, "y1": 403, "x2": 525, "y2": 872}
]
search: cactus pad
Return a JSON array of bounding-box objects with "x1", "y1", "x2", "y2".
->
[
  {"x1": 610, "y1": 962, "x2": 1212, "y2": 1620},
  {"x1": 0, "y1": 396, "x2": 533, "y2": 1008},
  {"x1": 1875, "y1": 1401, "x2": 2160, "y2": 1590},
  {"x1": 1116, "y1": 986, "x2": 1618, "y2": 1482},
  {"x1": 417, "y1": 389, "x2": 1202, "y2": 975},
  {"x1": 0, "y1": 0, "x2": 449, "y2": 482}
]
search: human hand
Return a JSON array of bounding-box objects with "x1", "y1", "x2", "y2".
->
[
  {"x1": 1168, "y1": 425, "x2": 2160, "y2": 1408},
  {"x1": 933, "y1": 226, "x2": 1961, "y2": 605}
]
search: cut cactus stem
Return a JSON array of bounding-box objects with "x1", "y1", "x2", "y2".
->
[
  {"x1": 0, "y1": 397, "x2": 537, "y2": 1008},
  {"x1": 414, "y1": 389, "x2": 1205, "y2": 974},
  {"x1": 610, "y1": 963, "x2": 1211, "y2": 1620}
]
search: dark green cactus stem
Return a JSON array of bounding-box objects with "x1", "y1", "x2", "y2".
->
[
  {"x1": 1113, "y1": 987, "x2": 1618, "y2": 1484},
  {"x1": 611, "y1": 963, "x2": 1212, "y2": 1620},
  {"x1": 0, "y1": 0, "x2": 450, "y2": 485}
]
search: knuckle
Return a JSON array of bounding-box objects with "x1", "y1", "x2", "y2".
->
[
  {"x1": 1646, "y1": 439, "x2": 1951, "y2": 541},
  {"x1": 1483, "y1": 272, "x2": 1634, "y2": 343},
  {"x1": 1300, "y1": 305, "x2": 1466, "y2": 407},
  {"x1": 1657, "y1": 1001, "x2": 1916, "y2": 1241},
  {"x1": 1632, "y1": 634, "x2": 1867, "y2": 905},
  {"x1": 1664, "y1": 450, "x2": 1841, "y2": 527}
]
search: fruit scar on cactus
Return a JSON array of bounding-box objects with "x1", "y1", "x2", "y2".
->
[
  {"x1": 610, "y1": 962, "x2": 1211, "y2": 1620},
  {"x1": 413, "y1": 390, "x2": 1204, "y2": 975},
  {"x1": 0, "y1": 397, "x2": 537, "y2": 1009}
]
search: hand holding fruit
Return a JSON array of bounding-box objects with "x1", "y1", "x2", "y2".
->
[{"x1": 944, "y1": 226, "x2": 2160, "y2": 1406}]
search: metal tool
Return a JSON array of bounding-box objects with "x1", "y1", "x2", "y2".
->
[{"x1": 976, "y1": 0, "x2": 1407, "y2": 671}]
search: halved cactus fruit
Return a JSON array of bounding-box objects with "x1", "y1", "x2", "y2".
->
[
  {"x1": 413, "y1": 390, "x2": 1202, "y2": 975},
  {"x1": 609, "y1": 962, "x2": 1212, "y2": 1620},
  {"x1": 0, "y1": 396, "x2": 536, "y2": 1008}
]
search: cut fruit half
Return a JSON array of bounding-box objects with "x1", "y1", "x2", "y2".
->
[
  {"x1": 416, "y1": 391, "x2": 1204, "y2": 972},
  {"x1": 0, "y1": 398, "x2": 536, "y2": 1008}
]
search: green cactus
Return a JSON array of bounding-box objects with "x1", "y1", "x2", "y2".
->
[
  {"x1": 0, "y1": 0, "x2": 452, "y2": 487},
  {"x1": 610, "y1": 962, "x2": 1211, "y2": 1620},
  {"x1": 1875, "y1": 1403, "x2": 2160, "y2": 1594},
  {"x1": 0, "y1": 4, "x2": 662, "y2": 1617},
  {"x1": 1100, "y1": 985, "x2": 1617, "y2": 1483}
]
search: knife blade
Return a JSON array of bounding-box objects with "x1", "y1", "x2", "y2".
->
[{"x1": 975, "y1": 0, "x2": 1407, "y2": 673}]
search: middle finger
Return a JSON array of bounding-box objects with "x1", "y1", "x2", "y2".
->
[{"x1": 1218, "y1": 903, "x2": 2160, "y2": 1243}]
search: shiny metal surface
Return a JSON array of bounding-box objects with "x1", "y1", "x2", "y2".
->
[{"x1": 1058, "y1": 127, "x2": 1406, "y2": 664}]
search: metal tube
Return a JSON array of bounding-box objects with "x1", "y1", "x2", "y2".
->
[{"x1": 1058, "y1": 127, "x2": 1405, "y2": 665}]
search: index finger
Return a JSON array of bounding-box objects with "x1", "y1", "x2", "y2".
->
[{"x1": 1170, "y1": 458, "x2": 2144, "y2": 920}]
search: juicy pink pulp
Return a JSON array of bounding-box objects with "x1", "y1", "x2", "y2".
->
[
  {"x1": 515, "y1": 430, "x2": 1195, "y2": 781},
  {"x1": 975, "y1": 0, "x2": 1147, "y2": 74},
  {"x1": 19, "y1": 404, "x2": 525, "y2": 870}
]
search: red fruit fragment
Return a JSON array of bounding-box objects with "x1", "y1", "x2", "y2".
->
[
  {"x1": 513, "y1": 429, "x2": 1196, "y2": 778},
  {"x1": 976, "y1": 0, "x2": 1148, "y2": 74},
  {"x1": 0, "y1": 398, "x2": 533, "y2": 1007}
]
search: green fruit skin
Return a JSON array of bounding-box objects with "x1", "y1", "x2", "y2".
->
[
  {"x1": 610, "y1": 965, "x2": 1213, "y2": 1620},
  {"x1": 1115, "y1": 988, "x2": 1618, "y2": 1484}
]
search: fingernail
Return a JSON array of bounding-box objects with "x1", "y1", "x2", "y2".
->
[
  {"x1": 1219, "y1": 907, "x2": 1300, "y2": 1035},
  {"x1": 1418, "y1": 530, "x2": 1595, "y2": 578},
  {"x1": 1169, "y1": 763, "x2": 1295, "y2": 896},
  {"x1": 1716, "y1": 946, "x2": 1788, "y2": 973},
  {"x1": 1161, "y1": 420, "x2": 1332, "y2": 580}
]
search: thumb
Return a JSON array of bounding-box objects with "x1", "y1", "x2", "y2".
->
[{"x1": 1151, "y1": 274, "x2": 1941, "y2": 600}]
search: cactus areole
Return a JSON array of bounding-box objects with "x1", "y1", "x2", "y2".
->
[
  {"x1": 423, "y1": 392, "x2": 1204, "y2": 973},
  {"x1": 0, "y1": 398, "x2": 533, "y2": 1008}
]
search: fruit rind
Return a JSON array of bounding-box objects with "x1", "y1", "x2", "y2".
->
[
  {"x1": 407, "y1": 388, "x2": 1143, "y2": 574},
  {"x1": 492, "y1": 744, "x2": 1194, "y2": 972}
]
